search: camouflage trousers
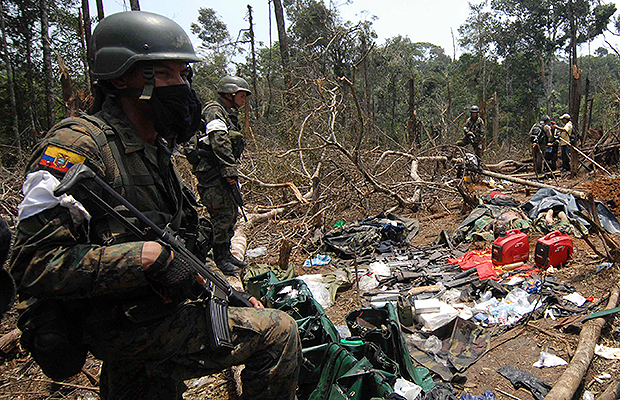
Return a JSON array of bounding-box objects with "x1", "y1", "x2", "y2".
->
[
  {"x1": 197, "y1": 174, "x2": 238, "y2": 246},
  {"x1": 456, "y1": 136, "x2": 484, "y2": 160},
  {"x1": 89, "y1": 304, "x2": 301, "y2": 400}
]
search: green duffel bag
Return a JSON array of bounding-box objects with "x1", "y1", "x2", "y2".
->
[
  {"x1": 245, "y1": 271, "x2": 280, "y2": 301},
  {"x1": 266, "y1": 279, "x2": 339, "y2": 342},
  {"x1": 307, "y1": 343, "x2": 396, "y2": 400},
  {"x1": 346, "y1": 303, "x2": 434, "y2": 392}
]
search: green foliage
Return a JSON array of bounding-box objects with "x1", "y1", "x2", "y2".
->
[
  {"x1": 2, "y1": 0, "x2": 620, "y2": 169},
  {"x1": 191, "y1": 8, "x2": 230, "y2": 50}
]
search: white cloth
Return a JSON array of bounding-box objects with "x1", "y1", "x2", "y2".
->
[
  {"x1": 206, "y1": 119, "x2": 228, "y2": 134},
  {"x1": 18, "y1": 171, "x2": 91, "y2": 227}
]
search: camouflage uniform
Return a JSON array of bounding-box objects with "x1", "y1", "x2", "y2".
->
[
  {"x1": 10, "y1": 97, "x2": 300, "y2": 400},
  {"x1": 457, "y1": 116, "x2": 486, "y2": 160},
  {"x1": 191, "y1": 98, "x2": 244, "y2": 248}
]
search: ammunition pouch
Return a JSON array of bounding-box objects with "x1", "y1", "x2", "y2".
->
[{"x1": 18, "y1": 299, "x2": 88, "y2": 380}]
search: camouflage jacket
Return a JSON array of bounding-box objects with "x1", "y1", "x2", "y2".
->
[
  {"x1": 464, "y1": 116, "x2": 486, "y2": 142},
  {"x1": 10, "y1": 97, "x2": 191, "y2": 302},
  {"x1": 192, "y1": 98, "x2": 243, "y2": 180}
]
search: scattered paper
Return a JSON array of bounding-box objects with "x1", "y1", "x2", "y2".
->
[
  {"x1": 533, "y1": 351, "x2": 568, "y2": 368},
  {"x1": 595, "y1": 344, "x2": 620, "y2": 360},
  {"x1": 563, "y1": 292, "x2": 587, "y2": 307}
]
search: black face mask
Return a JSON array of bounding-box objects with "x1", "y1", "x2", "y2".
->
[{"x1": 149, "y1": 84, "x2": 202, "y2": 144}]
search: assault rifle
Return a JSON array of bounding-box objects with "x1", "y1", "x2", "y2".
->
[{"x1": 54, "y1": 163, "x2": 252, "y2": 349}]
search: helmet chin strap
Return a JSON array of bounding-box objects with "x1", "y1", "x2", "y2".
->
[{"x1": 139, "y1": 65, "x2": 155, "y2": 100}]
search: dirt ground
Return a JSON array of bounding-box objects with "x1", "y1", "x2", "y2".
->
[{"x1": 1, "y1": 173, "x2": 620, "y2": 400}]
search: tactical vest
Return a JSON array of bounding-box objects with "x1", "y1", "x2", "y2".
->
[
  {"x1": 202, "y1": 101, "x2": 246, "y2": 160},
  {"x1": 48, "y1": 115, "x2": 190, "y2": 246}
]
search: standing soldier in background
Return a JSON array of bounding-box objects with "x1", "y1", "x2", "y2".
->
[
  {"x1": 545, "y1": 120, "x2": 560, "y2": 171},
  {"x1": 528, "y1": 115, "x2": 551, "y2": 174},
  {"x1": 555, "y1": 113, "x2": 573, "y2": 172},
  {"x1": 188, "y1": 76, "x2": 251, "y2": 275},
  {"x1": 457, "y1": 105, "x2": 486, "y2": 160}
]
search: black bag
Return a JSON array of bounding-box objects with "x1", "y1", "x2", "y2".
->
[
  {"x1": 529, "y1": 123, "x2": 545, "y2": 144},
  {"x1": 18, "y1": 299, "x2": 88, "y2": 380}
]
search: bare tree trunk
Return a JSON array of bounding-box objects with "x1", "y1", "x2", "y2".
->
[
  {"x1": 446, "y1": 72, "x2": 452, "y2": 118},
  {"x1": 493, "y1": 92, "x2": 499, "y2": 146},
  {"x1": 544, "y1": 53, "x2": 554, "y2": 114},
  {"x1": 570, "y1": 65, "x2": 581, "y2": 176},
  {"x1": 581, "y1": 77, "x2": 589, "y2": 146},
  {"x1": 406, "y1": 77, "x2": 418, "y2": 150},
  {"x1": 81, "y1": 0, "x2": 92, "y2": 91},
  {"x1": 247, "y1": 5, "x2": 258, "y2": 110},
  {"x1": 0, "y1": 0, "x2": 21, "y2": 155},
  {"x1": 272, "y1": 0, "x2": 292, "y2": 89},
  {"x1": 24, "y1": 30, "x2": 39, "y2": 142},
  {"x1": 78, "y1": 10, "x2": 90, "y2": 92},
  {"x1": 40, "y1": 0, "x2": 54, "y2": 129},
  {"x1": 95, "y1": 0, "x2": 104, "y2": 21},
  {"x1": 129, "y1": 0, "x2": 140, "y2": 11},
  {"x1": 361, "y1": 33, "x2": 370, "y2": 113}
]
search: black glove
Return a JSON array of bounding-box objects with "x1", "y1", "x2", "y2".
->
[
  {"x1": 229, "y1": 288, "x2": 253, "y2": 307},
  {"x1": 145, "y1": 246, "x2": 195, "y2": 300}
]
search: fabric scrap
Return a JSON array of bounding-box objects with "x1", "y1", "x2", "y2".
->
[{"x1": 497, "y1": 365, "x2": 552, "y2": 400}]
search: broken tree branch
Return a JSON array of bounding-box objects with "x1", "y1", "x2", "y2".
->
[{"x1": 475, "y1": 169, "x2": 589, "y2": 199}]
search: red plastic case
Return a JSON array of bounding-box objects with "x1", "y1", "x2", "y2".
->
[
  {"x1": 534, "y1": 230, "x2": 573, "y2": 268},
  {"x1": 492, "y1": 229, "x2": 529, "y2": 266}
]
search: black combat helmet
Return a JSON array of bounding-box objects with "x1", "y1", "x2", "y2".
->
[{"x1": 90, "y1": 11, "x2": 201, "y2": 81}]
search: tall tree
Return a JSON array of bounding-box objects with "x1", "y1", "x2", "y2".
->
[
  {"x1": 40, "y1": 0, "x2": 54, "y2": 129},
  {"x1": 247, "y1": 5, "x2": 258, "y2": 100},
  {"x1": 95, "y1": 0, "x2": 103, "y2": 21},
  {"x1": 81, "y1": 0, "x2": 92, "y2": 89},
  {"x1": 0, "y1": 0, "x2": 21, "y2": 155},
  {"x1": 272, "y1": 0, "x2": 292, "y2": 88}
]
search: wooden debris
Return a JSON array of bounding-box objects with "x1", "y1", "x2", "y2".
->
[
  {"x1": 595, "y1": 380, "x2": 620, "y2": 400},
  {"x1": 545, "y1": 284, "x2": 620, "y2": 400},
  {"x1": 278, "y1": 238, "x2": 294, "y2": 269},
  {"x1": 0, "y1": 327, "x2": 20, "y2": 354}
]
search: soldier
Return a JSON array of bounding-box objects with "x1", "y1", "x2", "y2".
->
[
  {"x1": 528, "y1": 115, "x2": 551, "y2": 174},
  {"x1": 10, "y1": 11, "x2": 300, "y2": 400},
  {"x1": 545, "y1": 120, "x2": 560, "y2": 171},
  {"x1": 187, "y1": 76, "x2": 251, "y2": 275},
  {"x1": 555, "y1": 113, "x2": 573, "y2": 172},
  {"x1": 457, "y1": 105, "x2": 486, "y2": 160}
]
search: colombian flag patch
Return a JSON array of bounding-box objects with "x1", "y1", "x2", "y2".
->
[{"x1": 39, "y1": 144, "x2": 86, "y2": 173}]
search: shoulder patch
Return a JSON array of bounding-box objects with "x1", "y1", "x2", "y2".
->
[{"x1": 39, "y1": 144, "x2": 86, "y2": 173}]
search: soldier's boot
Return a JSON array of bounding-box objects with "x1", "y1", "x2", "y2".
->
[
  {"x1": 228, "y1": 251, "x2": 247, "y2": 269},
  {"x1": 213, "y1": 244, "x2": 241, "y2": 276}
]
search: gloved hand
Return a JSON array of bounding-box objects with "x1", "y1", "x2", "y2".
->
[{"x1": 144, "y1": 245, "x2": 195, "y2": 300}]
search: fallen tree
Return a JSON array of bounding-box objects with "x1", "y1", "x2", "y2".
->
[{"x1": 544, "y1": 283, "x2": 620, "y2": 400}]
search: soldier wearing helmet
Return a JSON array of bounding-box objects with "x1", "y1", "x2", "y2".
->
[
  {"x1": 9, "y1": 11, "x2": 300, "y2": 400},
  {"x1": 456, "y1": 105, "x2": 486, "y2": 160},
  {"x1": 187, "y1": 75, "x2": 252, "y2": 275}
]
